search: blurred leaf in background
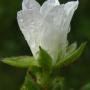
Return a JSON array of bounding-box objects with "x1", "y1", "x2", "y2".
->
[{"x1": 0, "y1": 0, "x2": 90, "y2": 90}]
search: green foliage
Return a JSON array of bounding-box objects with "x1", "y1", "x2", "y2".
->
[
  {"x1": 38, "y1": 47, "x2": 52, "y2": 70},
  {"x1": 81, "y1": 83, "x2": 90, "y2": 90},
  {"x1": 52, "y1": 77, "x2": 64, "y2": 90},
  {"x1": 21, "y1": 73, "x2": 40, "y2": 90},
  {"x1": 1, "y1": 56, "x2": 39, "y2": 68},
  {"x1": 35, "y1": 47, "x2": 53, "y2": 89},
  {"x1": 0, "y1": 43, "x2": 86, "y2": 90},
  {"x1": 55, "y1": 42, "x2": 86, "y2": 69}
]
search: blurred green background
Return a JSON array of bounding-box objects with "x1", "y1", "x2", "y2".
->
[{"x1": 0, "y1": 0, "x2": 90, "y2": 90}]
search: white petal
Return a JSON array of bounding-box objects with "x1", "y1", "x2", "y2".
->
[
  {"x1": 44, "y1": 5, "x2": 66, "y2": 31},
  {"x1": 17, "y1": 8, "x2": 67, "y2": 61},
  {"x1": 39, "y1": 6, "x2": 68, "y2": 61},
  {"x1": 40, "y1": 26, "x2": 68, "y2": 62},
  {"x1": 22, "y1": 0, "x2": 40, "y2": 10},
  {"x1": 64, "y1": 0, "x2": 79, "y2": 16},
  {"x1": 63, "y1": 1, "x2": 79, "y2": 34},
  {"x1": 17, "y1": 10, "x2": 43, "y2": 58},
  {"x1": 40, "y1": 0, "x2": 60, "y2": 16}
]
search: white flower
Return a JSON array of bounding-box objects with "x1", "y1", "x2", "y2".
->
[{"x1": 17, "y1": 0, "x2": 79, "y2": 62}]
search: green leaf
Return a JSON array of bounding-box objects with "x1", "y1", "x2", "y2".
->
[
  {"x1": 55, "y1": 42, "x2": 86, "y2": 68},
  {"x1": 1, "y1": 56, "x2": 39, "y2": 68},
  {"x1": 38, "y1": 47, "x2": 52, "y2": 70}
]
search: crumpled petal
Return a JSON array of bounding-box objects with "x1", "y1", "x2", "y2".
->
[
  {"x1": 22, "y1": 0, "x2": 40, "y2": 11},
  {"x1": 40, "y1": 0, "x2": 60, "y2": 16}
]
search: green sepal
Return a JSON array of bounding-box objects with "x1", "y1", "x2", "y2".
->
[
  {"x1": 38, "y1": 47, "x2": 52, "y2": 70},
  {"x1": 55, "y1": 42, "x2": 86, "y2": 68},
  {"x1": 66, "y1": 42, "x2": 77, "y2": 55},
  {"x1": 1, "y1": 56, "x2": 39, "y2": 68},
  {"x1": 56, "y1": 42, "x2": 77, "y2": 63}
]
